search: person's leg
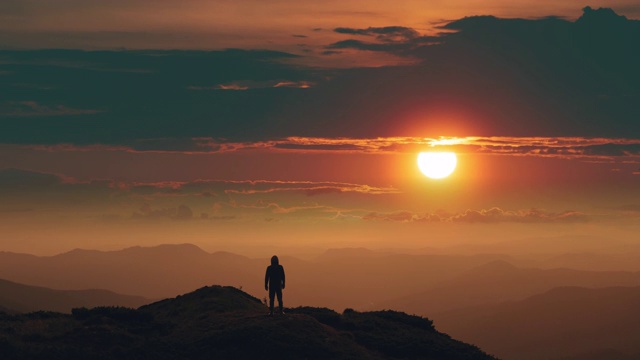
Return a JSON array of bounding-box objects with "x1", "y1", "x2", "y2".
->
[
  {"x1": 269, "y1": 287, "x2": 275, "y2": 315},
  {"x1": 276, "y1": 288, "x2": 283, "y2": 314}
]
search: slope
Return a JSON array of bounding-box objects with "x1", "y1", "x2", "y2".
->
[{"x1": 0, "y1": 285, "x2": 495, "y2": 360}]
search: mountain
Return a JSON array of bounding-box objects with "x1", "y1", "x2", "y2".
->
[
  {"x1": 437, "y1": 235, "x2": 632, "y2": 258},
  {"x1": 294, "y1": 250, "x2": 516, "y2": 310},
  {"x1": 377, "y1": 260, "x2": 640, "y2": 314},
  {"x1": 0, "y1": 244, "x2": 264, "y2": 299},
  {"x1": 535, "y1": 251, "x2": 640, "y2": 272},
  {"x1": 0, "y1": 285, "x2": 495, "y2": 359},
  {"x1": 315, "y1": 247, "x2": 388, "y2": 261},
  {"x1": 0, "y1": 278, "x2": 151, "y2": 313},
  {"x1": 7, "y1": 244, "x2": 639, "y2": 317},
  {"x1": 434, "y1": 286, "x2": 640, "y2": 360},
  {"x1": 0, "y1": 244, "x2": 516, "y2": 310}
]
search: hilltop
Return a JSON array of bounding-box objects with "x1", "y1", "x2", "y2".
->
[{"x1": 0, "y1": 285, "x2": 494, "y2": 360}]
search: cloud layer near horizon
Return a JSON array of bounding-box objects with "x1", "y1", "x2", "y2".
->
[
  {"x1": 22, "y1": 136, "x2": 640, "y2": 160},
  {"x1": 0, "y1": 168, "x2": 637, "y2": 226}
]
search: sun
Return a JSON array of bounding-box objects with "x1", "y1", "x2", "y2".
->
[{"x1": 417, "y1": 152, "x2": 457, "y2": 179}]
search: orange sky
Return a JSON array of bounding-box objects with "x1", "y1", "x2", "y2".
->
[
  {"x1": 0, "y1": 1, "x2": 639, "y2": 255},
  {"x1": 1, "y1": 137, "x2": 638, "y2": 255},
  {"x1": 2, "y1": 1, "x2": 639, "y2": 54}
]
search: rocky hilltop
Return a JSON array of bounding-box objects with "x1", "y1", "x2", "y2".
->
[{"x1": 0, "y1": 285, "x2": 494, "y2": 359}]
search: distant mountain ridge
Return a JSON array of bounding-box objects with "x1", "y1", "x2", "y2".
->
[
  {"x1": 0, "y1": 278, "x2": 151, "y2": 313},
  {"x1": 0, "y1": 243, "x2": 523, "y2": 309},
  {"x1": 0, "y1": 285, "x2": 495, "y2": 359},
  {"x1": 377, "y1": 260, "x2": 640, "y2": 314},
  {"x1": 3, "y1": 243, "x2": 640, "y2": 315},
  {"x1": 435, "y1": 285, "x2": 640, "y2": 360},
  {"x1": 0, "y1": 243, "x2": 262, "y2": 299}
]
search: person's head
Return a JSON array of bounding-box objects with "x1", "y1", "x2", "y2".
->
[{"x1": 271, "y1": 255, "x2": 279, "y2": 265}]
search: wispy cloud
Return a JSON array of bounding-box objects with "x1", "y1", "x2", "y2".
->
[
  {"x1": 127, "y1": 179, "x2": 401, "y2": 197},
  {"x1": 224, "y1": 182, "x2": 399, "y2": 196},
  {"x1": 362, "y1": 207, "x2": 589, "y2": 223},
  {"x1": 266, "y1": 136, "x2": 640, "y2": 158},
  {"x1": 329, "y1": 26, "x2": 437, "y2": 54},
  {"x1": 254, "y1": 135, "x2": 638, "y2": 159},
  {"x1": 0, "y1": 101, "x2": 100, "y2": 117},
  {"x1": 0, "y1": 169, "x2": 400, "y2": 199},
  {"x1": 188, "y1": 79, "x2": 314, "y2": 91},
  {"x1": 334, "y1": 26, "x2": 420, "y2": 42},
  {"x1": 1, "y1": 168, "x2": 632, "y2": 225},
  {"x1": 273, "y1": 81, "x2": 313, "y2": 88},
  {"x1": 24, "y1": 136, "x2": 640, "y2": 161}
]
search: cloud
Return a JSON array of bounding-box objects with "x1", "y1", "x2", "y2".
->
[
  {"x1": 270, "y1": 136, "x2": 640, "y2": 161},
  {"x1": 362, "y1": 208, "x2": 590, "y2": 223},
  {"x1": 335, "y1": 26, "x2": 420, "y2": 41},
  {"x1": 0, "y1": 168, "x2": 129, "y2": 211},
  {"x1": 0, "y1": 101, "x2": 100, "y2": 117},
  {"x1": 0, "y1": 48, "x2": 320, "y2": 145},
  {"x1": 22, "y1": 137, "x2": 640, "y2": 165},
  {"x1": 273, "y1": 81, "x2": 313, "y2": 88},
  {"x1": 327, "y1": 26, "x2": 436, "y2": 53},
  {"x1": 0, "y1": 168, "x2": 628, "y2": 225},
  {"x1": 321, "y1": 50, "x2": 342, "y2": 56},
  {"x1": 188, "y1": 80, "x2": 314, "y2": 91},
  {"x1": 326, "y1": 26, "x2": 440, "y2": 56},
  {"x1": 327, "y1": 39, "x2": 417, "y2": 53},
  {"x1": 209, "y1": 198, "x2": 341, "y2": 221},
  {"x1": 449, "y1": 208, "x2": 589, "y2": 223},
  {"x1": 0, "y1": 7, "x2": 639, "y2": 151},
  {"x1": 273, "y1": 142, "x2": 366, "y2": 152},
  {"x1": 0, "y1": 168, "x2": 71, "y2": 189},
  {"x1": 213, "y1": 83, "x2": 248, "y2": 91},
  {"x1": 48, "y1": 176, "x2": 399, "y2": 198},
  {"x1": 217, "y1": 180, "x2": 400, "y2": 196},
  {"x1": 303, "y1": 187, "x2": 344, "y2": 196},
  {"x1": 362, "y1": 211, "x2": 415, "y2": 222},
  {"x1": 331, "y1": 26, "x2": 427, "y2": 52}
]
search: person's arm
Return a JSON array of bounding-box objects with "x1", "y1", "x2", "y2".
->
[
  {"x1": 281, "y1": 266, "x2": 285, "y2": 289},
  {"x1": 265, "y1": 266, "x2": 270, "y2": 291}
]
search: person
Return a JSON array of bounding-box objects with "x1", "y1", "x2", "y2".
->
[{"x1": 265, "y1": 255, "x2": 285, "y2": 315}]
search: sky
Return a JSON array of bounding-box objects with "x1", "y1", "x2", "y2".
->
[{"x1": 0, "y1": 1, "x2": 639, "y2": 255}]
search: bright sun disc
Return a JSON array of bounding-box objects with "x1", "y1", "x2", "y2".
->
[{"x1": 417, "y1": 152, "x2": 457, "y2": 179}]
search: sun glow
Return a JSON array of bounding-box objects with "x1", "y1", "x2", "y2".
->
[{"x1": 417, "y1": 152, "x2": 457, "y2": 179}]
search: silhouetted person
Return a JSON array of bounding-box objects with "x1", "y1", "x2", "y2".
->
[{"x1": 265, "y1": 255, "x2": 285, "y2": 315}]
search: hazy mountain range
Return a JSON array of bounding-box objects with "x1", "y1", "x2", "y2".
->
[
  {"x1": 0, "y1": 278, "x2": 150, "y2": 313},
  {"x1": 376, "y1": 260, "x2": 640, "y2": 314},
  {"x1": 2, "y1": 243, "x2": 640, "y2": 310},
  {"x1": 2, "y1": 243, "x2": 640, "y2": 359},
  {"x1": 435, "y1": 286, "x2": 640, "y2": 360}
]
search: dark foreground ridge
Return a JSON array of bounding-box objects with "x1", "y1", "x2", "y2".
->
[{"x1": 0, "y1": 285, "x2": 494, "y2": 359}]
